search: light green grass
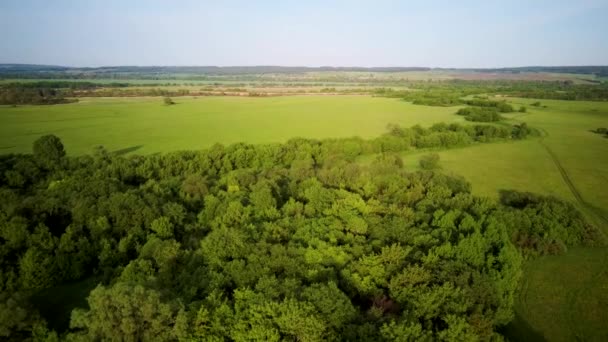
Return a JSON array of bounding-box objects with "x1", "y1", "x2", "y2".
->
[
  {"x1": 509, "y1": 98, "x2": 608, "y2": 220},
  {"x1": 399, "y1": 140, "x2": 576, "y2": 202},
  {"x1": 503, "y1": 247, "x2": 608, "y2": 342},
  {"x1": 0, "y1": 96, "x2": 463, "y2": 155}
]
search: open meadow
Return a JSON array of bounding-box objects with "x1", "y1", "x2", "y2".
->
[{"x1": 0, "y1": 95, "x2": 463, "y2": 155}]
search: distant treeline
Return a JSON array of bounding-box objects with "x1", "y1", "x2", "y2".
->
[
  {"x1": 375, "y1": 81, "x2": 608, "y2": 104},
  {"x1": 3, "y1": 79, "x2": 608, "y2": 104},
  {"x1": 469, "y1": 66, "x2": 608, "y2": 77},
  {"x1": 0, "y1": 87, "x2": 76, "y2": 105}
]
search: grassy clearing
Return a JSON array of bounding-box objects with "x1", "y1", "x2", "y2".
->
[
  {"x1": 398, "y1": 140, "x2": 576, "y2": 202},
  {"x1": 0, "y1": 96, "x2": 462, "y2": 155},
  {"x1": 509, "y1": 98, "x2": 608, "y2": 224},
  {"x1": 503, "y1": 247, "x2": 608, "y2": 342}
]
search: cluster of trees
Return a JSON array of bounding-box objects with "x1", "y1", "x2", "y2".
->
[
  {"x1": 0, "y1": 81, "x2": 130, "y2": 90},
  {"x1": 456, "y1": 107, "x2": 504, "y2": 122},
  {"x1": 454, "y1": 99, "x2": 518, "y2": 122},
  {"x1": 376, "y1": 81, "x2": 608, "y2": 104},
  {"x1": 358, "y1": 121, "x2": 533, "y2": 155},
  {"x1": 0, "y1": 87, "x2": 76, "y2": 105},
  {"x1": 374, "y1": 88, "x2": 465, "y2": 106},
  {"x1": 500, "y1": 82, "x2": 608, "y2": 101},
  {"x1": 0, "y1": 130, "x2": 600, "y2": 341},
  {"x1": 65, "y1": 88, "x2": 192, "y2": 98},
  {"x1": 462, "y1": 99, "x2": 514, "y2": 113}
]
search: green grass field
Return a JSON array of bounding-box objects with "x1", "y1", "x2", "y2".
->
[
  {"x1": 0, "y1": 96, "x2": 463, "y2": 155},
  {"x1": 504, "y1": 247, "x2": 608, "y2": 342}
]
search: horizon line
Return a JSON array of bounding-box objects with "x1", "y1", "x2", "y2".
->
[{"x1": 1, "y1": 63, "x2": 608, "y2": 70}]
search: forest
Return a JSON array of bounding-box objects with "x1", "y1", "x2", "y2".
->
[{"x1": 0, "y1": 125, "x2": 600, "y2": 341}]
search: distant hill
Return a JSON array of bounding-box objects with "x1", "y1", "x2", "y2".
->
[
  {"x1": 467, "y1": 66, "x2": 608, "y2": 76},
  {"x1": 0, "y1": 65, "x2": 431, "y2": 76},
  {"x1": 0, "y1": 64, "x2": 606, "y2": 78}
]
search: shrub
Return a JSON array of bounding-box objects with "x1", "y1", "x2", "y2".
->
[
  {"x1": 419, "y1": 153, "x2": 440, "y2": 170},
  {"x1": 456, "y1": 107, "x2": 503, "y2": 122}
]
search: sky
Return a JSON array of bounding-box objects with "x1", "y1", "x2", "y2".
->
[{"x1": 1, "y1": 0, "x2": 607, "y2": 68}]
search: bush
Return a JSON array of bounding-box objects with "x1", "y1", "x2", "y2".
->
[
  {"x1": 419, "y1": 153, "x2": 440, "y2": 169},
  {"x1": 456, "y1": 107, "x2": 503, "y2": 122},
  {"x1": 593, "y1": 127, "x2": 607, "y2": 134},
  {"x1": 163, "y1": 97, "x2": 175, "y2": 105}
]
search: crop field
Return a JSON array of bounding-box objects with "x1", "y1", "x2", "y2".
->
[{"x1": 0, "y1": 95, "x2": 463, "y2": 155}]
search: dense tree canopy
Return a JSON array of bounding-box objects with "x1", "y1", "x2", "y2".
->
[{"x1": 0, "y1": 130, "x2": 600, "y2": 341}]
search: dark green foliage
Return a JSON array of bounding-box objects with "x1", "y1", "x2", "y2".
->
[
  {"x1": 518, "y1": 106, "x2": 527, "y2": 113},
  {"x1": 0, "y1": 87, "x2": 75, "y2": 105},
  {"x1": 32, "y1": 135, "x2": 65, "y2": 169},
  {"x1": 0, "y1": 131, "x2": 599, "y2": 341},
  {"x1": 463, "y1": 99, "x2": 514, "y2": 112},
  {"x1": 592, "y1": 127, "x2": 608, "y2": 138},
  {"x1": 376, "y1": 81, "x2": 608, "y2": 103},
  {"x1": 419, "y1": 153, "x2": 440, "y2": 169},
  {"x1": 456, "y1": 107, "x2": 504, "y2": 122},
  {"x1": 498, "y1": 190, "x2": 603, "y2": 256},
  {"x1": 512, "y1": 123, "x2": 533, "y2": 139},
  {"x1": 163, "y1": 97, "x2": 175, "y2": 105},
  {"x1": 0, "y1": 292, "x2": 57, "y2": 341}
]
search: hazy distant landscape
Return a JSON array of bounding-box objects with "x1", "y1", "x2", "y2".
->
[{"x1": 1, "y1": 1, "x2": 608, "y2": 341}]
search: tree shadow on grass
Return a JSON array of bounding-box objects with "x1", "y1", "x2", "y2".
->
[
  {"x1": 499, "y1": 312, "x2": 547, "y2": 342},
  {"x1": 112, "y1": 145, "x2": 144, "y2": 156}
]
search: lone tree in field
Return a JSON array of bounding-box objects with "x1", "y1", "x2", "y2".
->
[
  {"x1": 33, "y1": 134, "x2": 65, "y2": 169},
  {"x1": 164, "y1": 97, "x2": 175, "y2": 105},
  {"x1": 419, "y1": 153, "x2": 440, "y2": 170}
]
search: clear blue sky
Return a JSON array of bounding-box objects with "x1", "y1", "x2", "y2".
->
[{"x1": 1, "y1": 0, "x2": 607, "y2": 68}]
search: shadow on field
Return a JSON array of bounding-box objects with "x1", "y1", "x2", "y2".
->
[
  {"x1": 499, "y1": 312, "x2": 547, "y2": 342},
  {"x1": 112, "y1": 145, "x2": 144, "y2": 156}
]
